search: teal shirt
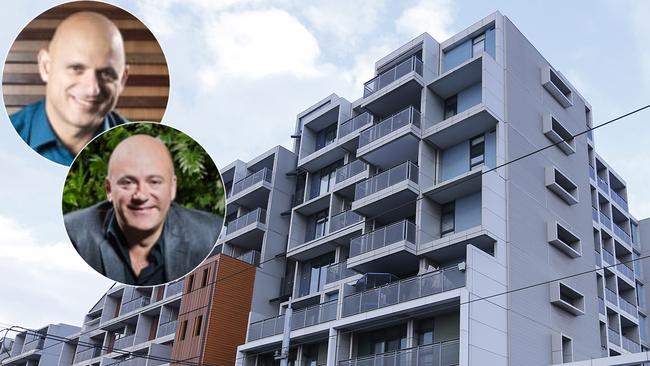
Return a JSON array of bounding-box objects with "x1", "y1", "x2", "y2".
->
[{"x1": 10, "y1": 98, "x2": 128, "y2": 166}]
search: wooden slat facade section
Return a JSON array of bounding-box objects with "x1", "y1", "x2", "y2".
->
[
  {"x1": 2, "y1": 1, "x2": 168, "y2": 122},
  {"x1": 171, "y1": 255, "x2": 255, "y2": 366}
]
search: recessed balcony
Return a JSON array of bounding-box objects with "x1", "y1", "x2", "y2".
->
[
  {"x1": 352, "y1": 161, "x2": 419, "y2": 222},
  {"x1": 357, "y1": 106, "x2": 421, "y2": 170},
  {"x1": 339, "y1": 339, "x2": 460, "y2": 366}
]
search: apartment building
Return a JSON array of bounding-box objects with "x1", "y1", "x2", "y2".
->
[
  {"x1": 233, "y1": 11, "x2": 648, "y2": 366},
  {"x1": 1, "y1": 324, "x2": 79, "y2": 366}
]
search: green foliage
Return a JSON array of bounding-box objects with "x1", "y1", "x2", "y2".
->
[{"x1": 62, "y1": 123, "x2": 225, "y2": 217}]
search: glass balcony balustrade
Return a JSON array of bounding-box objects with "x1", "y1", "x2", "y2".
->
[
  {"x1": 329, "y1": 210, "x2": 364, "y2": 233},
  {"x1": 339, "y1": 112, "x2": 372, "y2": 138},
  {"x1": 363, "y1": 56, "x2": 423, "y2": 97},
  {"x1": 226, "y1": 208, "x2": 266, "y2": 235},
  {"x1": 354, "y1": 162, "x2": 418, "y2": 201},
  {"x1": 336, "y1": 160, "x2": 369, "y2": 184},
  {"x1": 339, "y1": 339, "x2": 460, "y2": 366},
  {"x1": 359, "y1": 107, "x2": 421, "y2": 148},
  {"x1": 349, "y1": 220, "x2": 416, "y2": 258},
  {"x1": 230, "y1": 168, "x2": 273, "y2": 197},
  {"x1": 325, "y1": 261, "x2": 357, "y2": 284}
]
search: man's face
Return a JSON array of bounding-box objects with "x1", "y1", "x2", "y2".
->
[
  {"x1": 39, "y1": 18, "x2": 127, "y2": 131},
  {"x1": 106, "y1": 140, "x2": 176, "y2": 238}
]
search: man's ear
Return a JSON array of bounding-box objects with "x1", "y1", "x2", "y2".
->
[
  {"x1": 105, "y1": 178, "x2": 113, "y2": 203},
  {"x1": 171, "y1": 175, "x2": 177, "y2": 201},
  {"x1": 37, "y1": 48, "x2": 51, "y2": 83}
]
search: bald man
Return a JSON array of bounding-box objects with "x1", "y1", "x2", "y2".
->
[
  {"x1": 10, "y1": 11, "x2": 129, "y2": 166},
  {"x1": 64, "y1": 135, "x2": 223, "y2": 286}
]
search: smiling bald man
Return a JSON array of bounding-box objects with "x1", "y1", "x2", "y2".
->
[
  {"x1": 10, "y1": 11, "x2": 129, "y2": 166},
  {"x1": 64, "y1": 135, "x2": 223, "y2": 286}
]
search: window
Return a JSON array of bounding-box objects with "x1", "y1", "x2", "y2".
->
[
  {"x1": 298, "y1": 252, "x2": 335, "y2": 297},
  {"x1": 179, "y1": 320, "x2": 188, "y2": 340},
  {"x1": 186, "y1": 274, "x2": 194, "y2": 293},
  {"x1": 201, "y1": 268, "x2": 210, "y2": 287},
  {"x1": 315, "y1": 216, "x2": 328, "y2": 239},
  {"x1": 444, "y1": 95, "x2": 457, "y2": 120},
  {"x1": 559, "y1": 335, "x2": 573, "y2": 363},
  {"x1": 472, "y1": 33, "x2": 485, "y2": 56},
  {"x1": 637, "y1": 283, "x2": 644, "y2": 309},
  {"x1": 194, "y1": 315, "x2": 203, "y2": 336},
  {"x1": 441, "y1": 202, "x2": 455, "y2": 237},
  {"x1": 469, "y1": 135, "x2": 485, "y2": 168},
  {"x1": 315, "y1": 124, "x2": 337, "y2": 150}
]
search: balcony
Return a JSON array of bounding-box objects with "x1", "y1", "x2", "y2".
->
[
  {"x1": 338, "y1": 112, "x2": 372, "y2": 140},
  {"x1": 347, "y1": 220, "x2": 418, "y2": 274},
  {"x1": 74, "y1": 346, "x2": 102, "y2": 363},
  {"x1": 600, "y1": 212, "x2": 612, "y2": 230},
  {"x1": 352, "y1": 162, "x2": 419, "y2": 222},
  {"x1": 363, "y1": 55, "x2": 423, "y2": 98},
  {"x1": 228, "y1": 168, "x2": 273, "y2": 207},
  {"x1": 594, "y1": 250, "x2": 602, "y2": 268},
  {"x1": 597, "y1": 176, "x2": 609, "y2": 193},
  {"x1": 616, "y1": 262, "x2": 634, "y2": 283},
  {"x1": 592, "y1": 207, "x2": 599, "y2": 223},
  {"x1": 341, "y1": 266, "x2": 465, "y2": 317},
  {"x1": 325, "y1": 261, "x2": 358, "y2": 285},
  {"x1": 120, "y1": 296, "x2": 151, "y2": 315},
  {"x1": 235, "y1": 250, "x2": 261, "y2": 266},
  {"x1": 598, "y1": 297, "x2": 605, "y2": 315},
  {"x1": 329, "y1": 211, "x2": 364, "y2": 234},
  {"x1": 21, "y1": 337, "x2": 44, "y2": 353},
  {"x1": 156, "y1": 320, "x2": 177, "y2": 338},
  {"x1": 224, "y1": 208, "x2": 267, "y2": 249},
  {"x1": 614, "y1": 224, "x2": 632, "y2": 245},
  {"x1": 608, "y1": 328, "x2": 621, "y2": 346},
  {"x1": 113, "y1": 334, "x2": 136, "y2": 350},
  {"x1": 333, "y1": 160, "x2": 370, "y2": 198},
  {"x1": 602, "y1": 249, "x2": 615, "y2": 267},
  {"x1": 357, "y1": 107, "x2": 421, "y2": 170},
  {"x1": 605, "y1": 288, "x2": 618, "y2": 306},
  {"x1": 621, "y1": 335, "x2": 640, "y2": 353},
  {"x1": 610, "y1": 189, "x2": 628, "y2": 211},
  {"x1": 290, "y1": 300, "x2": 338, "y2": 330},
  {"x1": 248, "y1": 314, "x2": 285, "y2": 342},
  {"x1": 589, "y1": 166, "x2": 596, "y2": 181},
  {"x1": 339, "y1": 339, "x2": 460, "y2": 366},
  {"x1": 166, "y1": 280, "x2": 183, "y2": 297},
  {"x1": 618, "y1": 297, "x2": 637, "y2": 319}
]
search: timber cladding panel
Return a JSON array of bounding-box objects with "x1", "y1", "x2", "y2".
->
[
  {"x1": 171, "y1": 255, "x2": 256, "y2": 366},
  {"x1": 2, "y1": 1, "x2": 169, "y2": 122}
]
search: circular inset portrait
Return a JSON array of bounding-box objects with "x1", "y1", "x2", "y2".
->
[
  {"x1": 3, "y1": 1, "x2": 169, "y2": 166},
  {"x1": 62, "y1": 123, "x2": 224, "y2": 286}
]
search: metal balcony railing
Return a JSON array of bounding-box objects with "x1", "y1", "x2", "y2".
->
[
  {"x1": 291, "y1": 300, "x2": 338, "y2": 330},
  {"x1": 594, "y1": 250, "x2": 602, "y2": 268},
  {"x1": 339, "y1": 339, "x2": 460, "y2": 366},
  {"x1": 613, "y1": 224, "x2": 632, "y2": 245},
  {"x1": 618, "y1": 297, "x2": 638, "y2": 318},
  {"x1": 113, "y1": 334, "x2": 136, "y2": 350},
  {"x1": 608, "y1": 328, "x2": 621, "y2": 346},
  {"x1": 621, "y1": 335, "x2": 640, "y2": 353},
  {"x1": 339, "y1": 112, "x2": 372, "y2": 138},
  {"x1": 248, "y1": 314, "x2": 286, "y2": 341},
  {"x1": 598, "y1": 297, "x2": 605, "y2": 315},
  {"x1": 350, "y1": 220, "x2": 416, "y2": 258},
  {"x1": 120, "y1": 296, "x2": 151, "y2": 315},
  {"x1": 166, "y1": 280, "x2": 184, "y2": 297},
  {"x1": 21, "y1": 336, "x2": 44, "y2": 352},
  {"x1": 329, "y1": 210, "x2": 364, "y2": 233},
  {"x1": 605, "y1": 288, "x2": 618, "y2": 306},
  {"x1": 336, "y1": 160, "x2": 369, "y2": 184},
  {"x1": 74, "y1": 346, "x2": 102, "y2": 363},
  {"x1": 610, "y1": 189, "x2": 628, "y2": 211},
  {"x1": 359, "y1": 106, "x2": 421, "y2": 147},
  {"x1": 600, "y1": 212, "x2": 612, "y2": 229},
  {"x1": 616, "y1": 262, "x2": 634, "y2": 282},
  {"x1": 355, "y1": 162, "x2": 419, "y2": 201},
  {"x1": 226, "y1": 208, "x2": 266, "y2": 235},
  {"x1": 602, "y1": 249, "x2": 615, "y2": 267},
  {"x1": 589, "y1": 166, "x2": 596, "y2": 181},
  {"x1": 597, "y1": 176, "x2": 609, "y2": 192},
  {"x1": 342, "y1": 266, "x2": 465, "y2": 317},
  {"x1": 236, "y1": 250, "x2": 261, "y2": 266},
  {"x1": 363, "y1": 55, "x2": 423, "y2": 97},
  {"x1": 230, "y1": 168, "x2": 272, "y2": 197},
  {"x1": 325, "y1": 261, "x2": 357, "y2": 284},
  {"x1": 156, "y1": 320, "x2": 177, "y2": 338}
]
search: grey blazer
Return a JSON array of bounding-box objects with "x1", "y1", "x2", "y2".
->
[{"x1": 64, "y1": 201, "x2": 223, "y2": 284}]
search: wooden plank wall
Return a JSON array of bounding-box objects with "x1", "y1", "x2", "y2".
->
[
  {"x1": 171, "y1": 255, "x2": 256, "y2": 366},
  {"x1": 2, "y1": 1, "x2": 169, "y2": 122}
]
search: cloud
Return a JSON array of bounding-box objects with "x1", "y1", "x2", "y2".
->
[
  {"x1": 199, "y1": 8, "x2": 322, "y2": 87},
  {"x1": 396, "y1": 0, "x2": 454, "y2": 41},
  {"x1": 0, "y1": 216, "x2": 112, "y2": 329}
]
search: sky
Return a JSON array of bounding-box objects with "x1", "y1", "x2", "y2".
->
[{"x1": 0, "y1": 0, "x2": 649, "y2": 331}]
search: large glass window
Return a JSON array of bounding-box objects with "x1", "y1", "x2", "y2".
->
[
  {"x1": 357, "y1": 324, "x2": 407, "y2": 357},
  {"x1": 472, "y1": 33, "x2": 485, "y2": 56},
  {"x1": 469, "y1": 135, "x2": 485, "y2": 169},
  {"x1": 441, "y1": 203, "x2": 455, "y2": 237},
  {"x1": 444, "y1": 95, "x2": 457, "y2": 120},
  {"x1": 298, "y1": 252, "x2": 335, "y2": 297},
  {"x1": 315, "y1": 124, "x2": 337, "y2": 151}
]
